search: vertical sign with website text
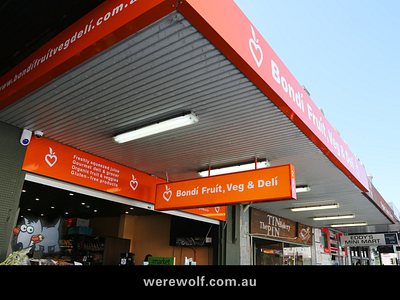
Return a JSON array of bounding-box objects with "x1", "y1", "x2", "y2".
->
[{"x1": 178, "y1": 0, "x2": 369, "y2": 192}]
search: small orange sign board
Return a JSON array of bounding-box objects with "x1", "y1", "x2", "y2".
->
[
  {"x1": 22, "y1": 137, "x2": 158, "y2": 203},
  {"x1": 182, "y1": 206, "x2": 227, "y2": 221},
  {"x1": 155, "y1": 164, "x2": 296, "y2": 211}
]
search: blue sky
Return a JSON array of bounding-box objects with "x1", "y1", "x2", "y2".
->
[{"x1": 234, "y1": 0, "x2": 400, "y2": 212}]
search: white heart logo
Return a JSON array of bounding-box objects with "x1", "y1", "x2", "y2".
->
[
  {"x1": 130, "y1": 175, "x2": 138, "y2": 190},
  {"x1": 300, "y1": 227, "x2": 311, "y2": 243},
  {"x1": 249, "y1": 25, "x2": 263, "y2": 68},
  {"x1": 163, "y1": 186, "x2": 172, "y2": 202},
  {"x1": 214, "y1": 206, "x2": 220, "y2": 213},
  {"x1": 45, "y1": 147, "x2": 57, "y2": 167}
]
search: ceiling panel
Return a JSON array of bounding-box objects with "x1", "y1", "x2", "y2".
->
[{"x1": 0, "y1": 12, "x2": 391, "y2": 228}]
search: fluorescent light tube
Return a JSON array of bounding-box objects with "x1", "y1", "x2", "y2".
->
[
  {"x1": 113, "y1": 112, "x2": 199, "y2": 143},
  {"x1": 291, "y1": 204, "x2": 339, "y2": 212},
  {"x1": 295, "y1": 186, "x2": 310, "y2": 193},
  {"x1": 313, "y1": 215, "x2": 354, "y2": 221},
  {"x1": 331, "y1": 222, "x2": 367, "y2": 227},
  {"x1": 198, "y1": 160, "x2": 270, "y2": 177}
]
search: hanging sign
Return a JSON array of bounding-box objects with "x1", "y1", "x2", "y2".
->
[
  {"x1": 154, "y1": 164, "x2": 296, "y2": 211},
  {"x1": 22, "y1": 137, "x2": 226, "y2": 221},
  {"x1": 22, "y1": 137, "x2": 158, "y2": 203},
  {"x1": 340, "y1": 233, "x2": 399, "y2": 247},
  {"x1": 182, "y1": 207, "x2": 226, "y2": 222},
  {"x1": 250, "y1": 208, "x2": 312, "y2": 246}
]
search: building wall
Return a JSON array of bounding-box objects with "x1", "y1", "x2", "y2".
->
[
  {"x1": 0, "y1": 122, "x2": 27, "y2": 262},
  {"x1": 90, "y1": 216, "x2": 120, "y2": 237},
  {"x1": 240, "y1": 206, "x2": 251, "y2": 264},
  {"x1": 221, "y1": 205, "x2": 250, "y2": 265}
]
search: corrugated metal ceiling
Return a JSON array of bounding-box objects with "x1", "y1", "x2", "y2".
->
[{"x1": 0, "y1": 12, "x2": 391, "y2": 227}]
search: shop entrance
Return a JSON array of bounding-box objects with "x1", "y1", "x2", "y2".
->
[
  {"x1": 10, "y1": 176, "x2": 219, "y2": 265},
  {"x1": 350, "y1": 246, "x2": 370, "y2": 266},
  {"x1": 254, "y1": 239, "x2": 283, "y2": 265}
]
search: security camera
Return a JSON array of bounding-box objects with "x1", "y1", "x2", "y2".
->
[
  {"x1": 34, "y1": 130, "x2": 43, "y2": 138},
  {"x1": 20, "y1": 129, "x2": 32, "y2": 146}
]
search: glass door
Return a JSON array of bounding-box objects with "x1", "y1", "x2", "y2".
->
[{"x1": 253, "y1": 238, "x2": 283, "y2": 265}]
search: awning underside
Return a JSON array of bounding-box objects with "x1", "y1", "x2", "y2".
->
[{"x1": 0, "y1": 12, "x2": 391, "y2": 227}]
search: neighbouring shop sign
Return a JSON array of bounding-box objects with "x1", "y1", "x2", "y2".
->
[
  {"x1": 363, "y1": 181, "x2": 396, "y2": 224},
  {"x1": 250, "y1": 208, "x2": 312, "y2": 246},
  {"x1": 329, "y1": 231, "x2": 339, "y2": 254},
  {"x1": 154, "y1": 164, "x2": 296, "y2": 211},
  {"x1": 340, "y1": 233, "x2": 399, "y2": 247}
]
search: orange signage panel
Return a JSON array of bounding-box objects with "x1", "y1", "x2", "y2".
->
[
  {"x1": 0, "y1": 0, "x2": 176, "y2": 110},
  {"x1": 178, "y1": 0, "x2": 369, "y2": 193},
  {"x1": 22, "y1": 137, "x2": 227, "y2": 221},
  {"x1": 22, "y1": 137, "x2": 157, "y2": 203},
  {"x1": 155, "y1": 164, "x2": 296, "y2": 211},
  {"x1": 182, "y1": 207, "x2": 226, "y2": 221},
  {"x1": 152, "y1": 178, "x2": 227, "y2": 221}
]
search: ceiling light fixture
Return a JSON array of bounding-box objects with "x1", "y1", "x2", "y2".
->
[
  {"x1": 295, "y1": 185, "x2": 310, "y2": 193},
  {"x1": 291, "y1": 204, "x2": 339, "y2": 212},
  {"x1": 331, "y1": 222, "x2": 367, "y2": 227},
  {"x1": 198, "y1": 160, "x2": 270, "y2": 177},
  {"x1": 113, "y1": 112, "x2": 199, "y2": 143},
  {"x1": 313, "y1": 214, "x2": 354, "y2": 221}
]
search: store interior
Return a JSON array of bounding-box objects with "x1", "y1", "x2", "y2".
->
[{"x1": 13, "y1": 180, "x2": 218, "y2": 265}]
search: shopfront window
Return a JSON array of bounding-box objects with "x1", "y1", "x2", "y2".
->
[
  {"x1": 350, "y1": 246, "x2": 370, "y2": 265},
  {"x1": 321, "y1": 230, "x2": 329, "y2": 250},
  {"x1": 4, "y1": 180, "x2": 219, "y2": 266},
  {"x1": 254, "y1": 239, "x2": 283, "y2": 265},
  {"x1": 253, "y1": 238, "x2": 312, "y2": 266},
  {"x1": 370, "y1": 247, "x2": 380, "y2": 265},
  {"x1": 284, "y1": 246, "x2": 312, "y2": 265}
]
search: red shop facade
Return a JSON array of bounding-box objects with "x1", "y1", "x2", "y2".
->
[{"x1": 319, "y1": 228, "x2": 348, "y2": 265}]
